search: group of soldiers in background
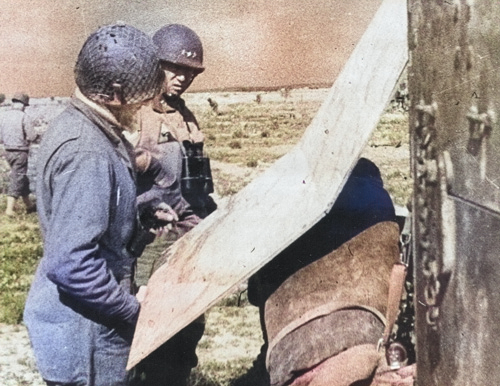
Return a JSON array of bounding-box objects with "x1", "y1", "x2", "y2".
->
[
  {"x1": 0, "y1": 92, "x2": 37, "y2": 216},
  {"x1": 0, "y1": 17, "x2": 412, "y2": 386}
]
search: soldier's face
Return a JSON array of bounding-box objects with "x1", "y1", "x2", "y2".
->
[{"x1": 161, "y1": 62, "x2": 198, "y2": 97}]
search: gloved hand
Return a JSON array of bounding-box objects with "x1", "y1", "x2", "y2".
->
[
  {"x1": 147, "y1": 202, "x2": 179, "y2": 238},
  {"x1": 175, "y1": 213, "x2": 201, "y2": 236},
  {"x1": 136, "y1": 285, "x2": 148, "y2": 303},
  {"x1": 154, "y1": 212, "x2": 201, "y2": 239},
  {"x1": 154, "y1": 202, "x2": 179, "y2": 224}
]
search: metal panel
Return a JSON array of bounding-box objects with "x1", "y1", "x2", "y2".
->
[{"x1": 409, "y1": 1, "x2": 500, "y2": 384}]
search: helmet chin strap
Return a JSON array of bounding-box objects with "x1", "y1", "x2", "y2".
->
[
  {"x1": 165, "y1": 91, "x2": 182, "y2": 99},
  {"x1": 109, "y1": 83, "x2": 125, "y2": 105},
  {"x1": 91, "y1": 84, "x2": 125, "y2": 106}
]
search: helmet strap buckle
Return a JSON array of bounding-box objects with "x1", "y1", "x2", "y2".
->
[{"x1": 109, "y1": 83, "x2": 126, "y2": 105}]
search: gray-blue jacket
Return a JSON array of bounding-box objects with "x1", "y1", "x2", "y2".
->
[
  {"x1": 0, "y1": 104, "x2": 37, "y2": 150},
  {"x1": 24, "y1": 98, "x2": 140, "y2": 384}
]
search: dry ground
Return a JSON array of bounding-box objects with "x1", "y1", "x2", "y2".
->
[{"x1": 0, "y1": 87, "x2": 410, "y2": 385}]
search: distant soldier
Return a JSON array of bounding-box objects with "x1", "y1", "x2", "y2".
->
[
  {"x1": 394, "y1": 82, "x2": 408, "y2": 111},
  {"x1": 207, "y1": 97, "x2": 219, "y2": 114},
  {"x1": 128, "y1": 24, "x2": 215, "y2": 386},
  {"x1": 0, "y1": 92, "x2": 37, "y2": 216}
]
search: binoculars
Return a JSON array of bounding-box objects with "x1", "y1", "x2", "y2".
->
[{"x1": 181, "y1": 141, "x2": 214, "y2": 196}]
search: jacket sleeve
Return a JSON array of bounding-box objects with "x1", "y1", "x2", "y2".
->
[{"x1": 43, "y1": 150, "x2": 139, "y2": 325}]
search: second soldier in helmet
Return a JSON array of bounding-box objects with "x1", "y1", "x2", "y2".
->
[
  {"x1": 128, "y1": 24, "x2": 215, "y2": 386},
  {"x1": 130, "y1": 23, "x2": 216, "y2": 220}
]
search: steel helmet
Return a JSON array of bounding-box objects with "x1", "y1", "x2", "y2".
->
[
  {"x1": 12, "y1": 92, "x2": 29, "y2": 106},
  {"x1": 74, "y1": 23, "x2": 163, "y2": 105},
  {"x1": 153, "y1": 24, "x2": 205, "y2": 73}
]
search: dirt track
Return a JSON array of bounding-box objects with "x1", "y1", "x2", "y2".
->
[{"x1": 0, "y1": 324, "x2": 44, "y2": 385}]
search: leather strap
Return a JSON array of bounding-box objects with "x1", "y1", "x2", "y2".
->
[{"x1": 380, "y1": 263, "x2": 407, "y2": 348}]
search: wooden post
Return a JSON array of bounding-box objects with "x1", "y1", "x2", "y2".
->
[{"x1": 127, "y1": 0, "x2": 408, "y2": 369}]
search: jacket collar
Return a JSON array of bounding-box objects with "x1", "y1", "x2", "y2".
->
[
  {"x1": 71, "y1": 88, "x2": 136, "y2": 173},
  {"x1": 152, "y1": 93, "x2": 186, "y2": 114}
]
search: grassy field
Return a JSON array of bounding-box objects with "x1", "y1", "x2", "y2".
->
[
  {"x1": 186, "y1": 90, "x2": 411, "y2": 385},
  {"x1": 185, "y1": 89, "x2": 411, "y2": 205},
  {"x1": 0, "y1": 88, "x2": 411, "y2": 385},
  {"x1": 0, "y1": 206, "x2": 42, "y2": 324}
]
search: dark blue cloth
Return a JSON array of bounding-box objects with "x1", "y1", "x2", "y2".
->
[{"x1": 248, "y1": 158, "x2": 396, "y2": 307}]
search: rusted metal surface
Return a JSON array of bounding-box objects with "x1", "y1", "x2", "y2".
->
[
  {"x1": 409, "y1": 1, "x2": 500, "y2": 384},
  {"x1": 127, "y1": 0, "x2": 407, "y2": 369}
]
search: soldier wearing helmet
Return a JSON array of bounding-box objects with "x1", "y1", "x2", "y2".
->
[
  {"x1": 131, "y1": 23, "x2": 216, "y2": 219},
  {"x1": 128, "y1": 24, "x2": 214, "y2": 386},
  {"x1": 0, "y1": 92, "x2": 37, "y2": 216},
  {"x1": 23, "y1": 24, "x2": 164, "y2": 386}
]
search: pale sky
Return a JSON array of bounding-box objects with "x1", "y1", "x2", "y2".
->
[{"x1": 0, "y1": 0, "x2": 381, "y2": 97}]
